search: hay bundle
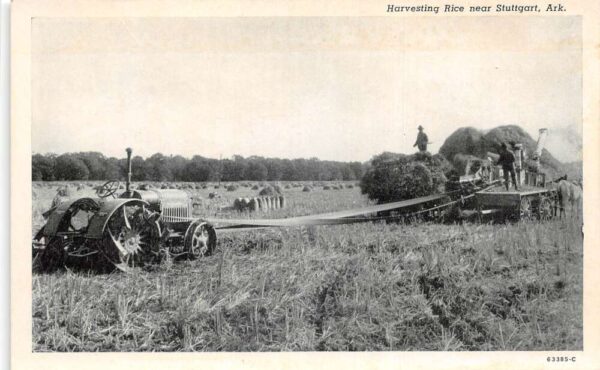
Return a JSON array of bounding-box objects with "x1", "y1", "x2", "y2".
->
[
  {"x1": 248, "y1": 198, "x2": 258, "y2": 211},
  {"x1": 251, "y1": 184, "x2": 260, "y2": 190},
  {"x1": 258, "y1": 186, "x2": 281, "y2": 196},
  {"x1": 360, "y1": 151, "x2": 451, "y2": 204},
  {"x1": 302, "y1": 185, "x2": 312, "y2": 192},
  {"x1": 346, "y1": 184, "x2": 354, "y2": 189},
  {"x1": 323, "y1": 185, "x2": 331, "y2": 190},
  {"x1": 255, "y1": 197, "x2": 263, "y2": 210},
  {"x1": 209, "y1": 192, "x2": 220, "y2": 199},
  {"x1": 192, "y1": 196, "x2": 203, "y2": 208},
  {"x1": 233, "y1": 198, "x2": 242, "y2": 211},
  {"x1": 227, "y1": 184, "x2": 239, "y2": 192},
  {"x1": 279, "y1": 195, "x2": 286, "y2": 208}
]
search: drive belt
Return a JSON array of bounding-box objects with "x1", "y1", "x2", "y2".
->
[{"x1": 164, "y1": 193, "x2": 455, "y2": 231}]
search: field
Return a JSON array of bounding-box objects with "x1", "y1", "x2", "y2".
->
[{"x1": 32, "y1": 181, "x2": 583, "y2": 351}]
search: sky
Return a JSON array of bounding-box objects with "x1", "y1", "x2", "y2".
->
[{"x1": 32, "y1": 16, "x2": 582, "y2": 162}]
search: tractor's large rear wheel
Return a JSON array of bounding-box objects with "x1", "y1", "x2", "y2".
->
[{"x1": 100, "y1": 204, "x2": 162, "y2": 271}]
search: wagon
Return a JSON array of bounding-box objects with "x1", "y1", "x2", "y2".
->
[{"x1": 474, "y1": 171, "x2": 558, "y2": 221}]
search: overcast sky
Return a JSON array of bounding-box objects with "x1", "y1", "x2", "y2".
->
[{"x1": 32, "y1": 16, "x2": 582, "y2": 162}]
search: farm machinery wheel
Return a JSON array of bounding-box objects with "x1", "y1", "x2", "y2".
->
[
  {"x1": 519, "y1": 197, "x2": 534, "y2": 221},
  {"x1": 537, "y1": 197, "x2": 554, "y2": 221},
  {"x1": 100, "y1": 204, "x2": 162, "y2": 271},
  {"x1": 183, "y1": 220, "x2": 217, "y2": 259}
]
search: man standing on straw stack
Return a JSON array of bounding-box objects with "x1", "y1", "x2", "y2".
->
[{"x1": 413, "y1": 125, "x2": 429, "y2": 152}]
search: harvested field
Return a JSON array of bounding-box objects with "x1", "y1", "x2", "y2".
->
[{"x1": 32, "y1": 181, "x2": 582, "y2": 351}]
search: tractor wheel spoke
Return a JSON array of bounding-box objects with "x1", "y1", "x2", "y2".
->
[
  {"x1": 123, "y1": 206, "x2": 131, "y2": 230},
  {"x1": 108, "y1": 228, "x2": 129, "y2": 257}
]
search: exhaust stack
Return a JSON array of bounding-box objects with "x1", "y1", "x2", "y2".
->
[
  {"x1": 533, "y1": 128, "x2": 548, "y2": 160},
  {"x1": 533, "y1": 128, "x2": 548, "y2": 172},
  {"x1": 126, "y1": 147, "x2": 132, "y2": 193}
]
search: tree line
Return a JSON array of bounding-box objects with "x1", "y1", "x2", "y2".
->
[{"x1": 32, "y1": 152, "x2": 365, "y2": 182}]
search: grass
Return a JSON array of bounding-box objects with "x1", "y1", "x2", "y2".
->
[{"x1": 31, "y1": 181, "x2": 583, "y2": 351}]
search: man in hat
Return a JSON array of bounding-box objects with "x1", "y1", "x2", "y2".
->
[
  {"x1": 413, "y1": 125, "x2": 429, "y2": 152},
  {"x1": 496, "y1": 143, "x2": 519, "y2": 191}
]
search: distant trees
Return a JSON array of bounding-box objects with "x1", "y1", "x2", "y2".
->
[
  {"x1": 54, "y1": 154, "x2": 90, "y2": 181},
  {"x1": 31, "y1": 151, "x2": 365, "y2": 182},
  {"x1": 32, "y1": 154, "x2": 56, "y2": 181}
]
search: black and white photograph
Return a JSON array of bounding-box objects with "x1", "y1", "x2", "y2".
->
[{"x1": 9, "y1": 0, "x2": 600, "y2": 368}]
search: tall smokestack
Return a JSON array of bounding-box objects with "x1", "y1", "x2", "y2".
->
[
  {"x1": 126, "y1": 147, "x2": 132, "y2": 193},
  {"x1": 534, "y1": 128, "x2": 548, "y2": 159},
  {"x1": 534, "y1": 128, "x2": 548, "y2": 172}
]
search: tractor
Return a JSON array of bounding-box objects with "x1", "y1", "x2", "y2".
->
[{"x1": 32, "y1": 148, "x2": 217, "y2": 272}]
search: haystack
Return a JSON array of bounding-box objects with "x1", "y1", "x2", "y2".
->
[
  {"x1": 439, "y1": 127, "x2": 484, "y2": 161},
  {"x1": 360, "y1": 151, "x2": 452, "y2": 204},
  {"x1": 439, "y1": 125, "x2": 564, "y2": 178},
  {"x1": 258, "y1": 186, "x2": 281, "y2": 196}
]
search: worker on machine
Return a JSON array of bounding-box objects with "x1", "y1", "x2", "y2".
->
[
  {"x1": 413, "y1": 125, "x2": 429, "y2": 152},
  {"x1": 497, "y1": 143, "x2": 519, "y2": 191}
]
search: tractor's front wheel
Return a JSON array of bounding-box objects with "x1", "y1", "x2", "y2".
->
[{"x1": 183, "y1": 220, "x2": 217, "y2": 259}]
